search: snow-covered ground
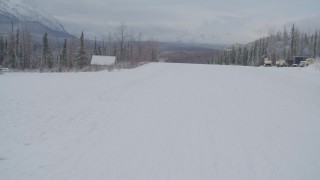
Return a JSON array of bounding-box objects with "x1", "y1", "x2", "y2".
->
[{"x1": 1, "y1": 63, "x2": 320, "y2": 180}]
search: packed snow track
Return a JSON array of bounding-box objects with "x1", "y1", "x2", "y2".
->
[{"x1": 1, "y1": 63, "x2": 320, "y2": 180}]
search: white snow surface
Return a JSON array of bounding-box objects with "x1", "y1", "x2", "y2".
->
[{"x1": 1, "y1": 63, "x2": 320, "y2": 180}]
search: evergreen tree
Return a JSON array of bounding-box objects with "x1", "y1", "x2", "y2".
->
[
  {"x1": 304, "y1": 33, "x2": 309, "y2": 48},
  {"x1": 5, "y1": 39, "x2": 8, "y2": 60},
  {"x1": 42, "y1": 33, "x2": 53, "y2": 69},
  {"x1": 98, "y1": 45, "x2": 102, "y2": 55},
  {"x1": 15, "y1": 28, "x2": 22, "y2": 68},
  {"x1": 8, "y1": 32, "x2": 15, "y2": 68},
  {"x1": 314, "y1": 31, "x2": 318, "y2": 58},
  {"x1": 258, "y1": 39, "x2": 264, "y2": 65},
  {"x1": 242, "y1": 46, "x2": 249, "y2": 66},
  {"x1": 58, "y1": 53, "x2": 63, "y2": 72},
  {"x1": 283, "y1": 25, "x2": 289, "y2": 45},
  {"x1": 253, "y1": 40, "x2": 258, "y2": 65},
  {"x1": 42, "y1": 33, "x2": 48, "y2": 63},
  {"x1": 94, "y1": 37, "x2": 98, "y2": 55},
  {"x1": 263, "y1": 38, "x2": 268, "y2": 56},
  {"x1": 237, "y1": 45, "x2": 242, "y2": 64},
  {"x1": 249, "y1": 46, "x2": 254, "y2": 66},
  {"x1": 42, "y1": 33, "x2": 50, "y2": 68},
  {"x1": 61, "y1": 39, "x2": 67, "y2": 67},
  {"x1": 0, "y1": 36, "x2": 4, "y2": 65},
  {"x1": 290, "y1": 24, "x2": 296, "y2": 57},
  {"x1": 230, "y1": 45, "x2": 236, "y2": 64},
  {"x1": 76, "y1": 31, "x2": 87, "y2": 68}
]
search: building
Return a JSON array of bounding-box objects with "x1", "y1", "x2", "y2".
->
[{"x1": 91, "y1": 55, "x2": 116, "y2": 66}]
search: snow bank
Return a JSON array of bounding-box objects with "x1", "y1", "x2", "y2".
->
[
  {"x1": 1, "y1": 63, "x2": 320, "y2": 180},
  {"x1": 314, "y1": 57, "x2": 320, "y2": 71},
  {"x1": 301, "y1": 57, "x2": 320, "y2": 72}
]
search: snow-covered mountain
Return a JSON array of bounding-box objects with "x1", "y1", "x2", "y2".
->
[{"x1": 0, "y1": 0, "x2": 73, "y2": 39}]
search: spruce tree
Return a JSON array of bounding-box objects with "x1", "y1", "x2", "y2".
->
[
  {"x1": 290, "y1": 24, "x2": 296, "y2": 57},
  {"x1": 237, "y1": 45, "x2": 242, "y2": 65},
  {"x1": 8, "y1": 32, "x2": 15, "y2": 68},
  {"x1": 231, "y1": 45, "x2": 236, "y2": 64},
  {"x1": 314, "y1": 31, "x2": 318, "y2": 58},
  {"x1": 253, "y1": 41, "x2": 258, "y2": 65},
  {"x1": 94, "y1": 37, "x2": 98, "y2": 55},
  {"x1": 42, "y1": 33, "x2": 49, "y2": 68},
  {"x1": 249, "y1": 46, "x2": 254, "y2": 66},
  {"x1": 242, "y1": 46, "x2": 249, "y2": 66},
  {"x1": 15, "y1": 28, "x2": 22, "y2": 68},
  {"x1": 0, "y1": 36, "x2": 4, "y2": 65},
  {"x1": 58, "y1": 53, "x2": 63, "y2": 72},
  {"x1": 61, "y1": 39, "x2": 67, "y2": 67},
  {"x1": 76, "y1": 32, "x2": 87, "y2": 68}
]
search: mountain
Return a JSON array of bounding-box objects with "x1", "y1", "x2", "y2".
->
[
  {"x1": 157, "y1": 41, "x2": 227, "y2": 64},
  {"x1": 157, "y1": 41, "x2": 228, "y2": 52},
  {"x1": 0, "y1": 0, "x2": 73, "y2": 39}
]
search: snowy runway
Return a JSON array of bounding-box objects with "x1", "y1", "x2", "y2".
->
[{"x1": 1, "y1": 63, "x2": 320, "y2": 180}]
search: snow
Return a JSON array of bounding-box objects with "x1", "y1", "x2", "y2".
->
[
  {"x1": 1, "y1": 63, "x2": 320, "y2": 180},
  {"x1": 303, "y1": 58, "x2": 320, "y2": 72}
]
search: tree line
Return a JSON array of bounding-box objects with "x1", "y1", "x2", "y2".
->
[
  {"x1": 212, "y1": 24, "x2": 319, "y2": 66},
  {"x1": 0, "y1": 23, "x2": 158, "y2": 71}
]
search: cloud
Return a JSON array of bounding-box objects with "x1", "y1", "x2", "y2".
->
[{"x1": 34, "y1": 0, "x2": 320, "y2": 44}]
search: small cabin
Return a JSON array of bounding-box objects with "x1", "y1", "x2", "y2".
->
[{"x1": 91, "y1": 55, "x2": 116, "y2": 66}]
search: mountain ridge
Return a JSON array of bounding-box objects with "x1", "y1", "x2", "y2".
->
[{"x1": 0, "y1": 0, "x2": 73, "y2": 39}]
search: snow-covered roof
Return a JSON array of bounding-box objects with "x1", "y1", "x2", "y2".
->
[{"x1": 91, "y1": 55, "x2": 116, "y2": 65}]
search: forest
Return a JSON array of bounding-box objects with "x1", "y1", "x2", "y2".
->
[
  {"x1": 1, "y1": 24, "x2": 319, "y2": 71},
  {"x1": 212, "y1": 25, "x2": 319, "y2": 66},
  {"x1": 0, "y1": 24, "x2": 157, "y2": 71}
]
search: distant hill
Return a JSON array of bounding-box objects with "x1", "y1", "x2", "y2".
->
[
  {"x1": 157, "y1": 41, "x2": 228, "y2": 52},
  {"x1": 157, "y1": 41, "x2": 227, "y2": 64}
]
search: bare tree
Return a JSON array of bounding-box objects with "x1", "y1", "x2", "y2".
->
[
  {"x1": 67, "y1": 37, "x2": 78, "y2": 69},
  {"x1": 116, "y1": 23, "x2": 128, "y2": 61},
  {"x1": 21, "y1": 25, "x2": 32, "y2": 69}
]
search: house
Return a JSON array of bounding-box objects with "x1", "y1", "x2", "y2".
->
[{"x1": 91, "y1": 55, "x2": 116, "y2": 66}]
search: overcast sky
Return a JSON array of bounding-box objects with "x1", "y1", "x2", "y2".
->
[{"x1": 35, "y1": 0, "x2": 320, "y2": 44}]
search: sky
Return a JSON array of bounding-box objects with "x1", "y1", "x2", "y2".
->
[{"x1": 34, "y1": 0, "x2": 320, "y2": 44}]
